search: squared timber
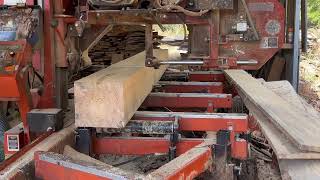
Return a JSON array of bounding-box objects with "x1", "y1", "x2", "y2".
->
[{"x1": 75, "y1": 49, "x2": 168, "y2": 128}]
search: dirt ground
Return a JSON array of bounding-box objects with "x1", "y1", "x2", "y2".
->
[{"x1": 299, "y1": 28, "x2": 320, "y2": 111}]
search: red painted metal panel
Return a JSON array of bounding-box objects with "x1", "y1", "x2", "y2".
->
[
  {"x1": 163, "y1": 148, "x2": 212, "y2": 180},
  {"x1": 159, "y1": 84, "x2": 224, "y2": 93},
  {"x1": 0, "y1": 40, "x2": 33, "y2": 143},
  {"x1": 39, "y1": 0, "x2": 55, "y2": 108},
  {"x1": 143, "y1": 94, "x2": 232, "y2": 109},
  {"x1": 34, "y1": 148, "x2": 212, "y2": 180},
  {"x1": 189, "y1": 73, "x2": 225, "y2": 82},
  {"x1": 179, "y1": 117, "x2": 247, "y2": 132},
  {"x1": 133, "y1": 115, "x2": 248, "y2": 133},
  {"x1": 0, "y1": 76, "x2": 20, "y2": 98},
  {"x1": 132, "y1": 112, "x2": 248, "y2": 159},
  {"x1": 35, "y1": 152, "x2": 111, "y2": 180},
  {"x1": 92, "y1": 137, "x2": 203, "y2": 156},
  {"x1": 232, "y1": 140, "x2": 248, "y2": 160}
]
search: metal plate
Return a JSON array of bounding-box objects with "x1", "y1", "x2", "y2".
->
[
  {"x1": 197, "y1": 0, "x2": 233, "y2": 10},
  {"x1": 248, "y1": 2, "x2": 274, "y2": 12}
]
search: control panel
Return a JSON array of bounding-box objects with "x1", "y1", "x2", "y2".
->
[{"x1": 0, "y1": 45, "x2": 21, "y2": 74}]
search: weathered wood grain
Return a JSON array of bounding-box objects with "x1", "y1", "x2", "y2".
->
[
  {"x1": 279, "y1": 160, "x2": 320, "y2": 180},
  {"x1": 242, "y1": 80, "x2": 320, "y2": 159},
  {"x1": 225, "y1": 70, "x2": 320, "y2": 152}
]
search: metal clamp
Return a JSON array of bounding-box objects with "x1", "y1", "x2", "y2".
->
[
  {"x1": 169, "y1": 116, "x2": 180, "y2": 160},
  {"x1": 75, "y1": 128, "x2": 93, "y2": 155}
]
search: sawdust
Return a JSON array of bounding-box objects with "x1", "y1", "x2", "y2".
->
[
  {"x1": 239, "y1": 155, "x2": 281, "y2": 180},
  {"x1": 256, "y1": 159, "x2": 281, "y2": 180},
  {"x1": 99, "y1": 154, "x2": 169, "y2": 174}
]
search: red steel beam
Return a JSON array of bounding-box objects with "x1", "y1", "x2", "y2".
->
[
  {"x1": 35, "y1": 146, "x2": 213, "y2": 180},
  {"x1": 189, "y1": 71, "x2": 225, "y2": 82},
  {"x1": 35, "y1": 152, "x2": 140, "y2": 180},
  {"x1": 87, "y1": 10, "x2": 208, "y2": 25},
  {"x1": 133, "y1": 111, "x2": 248, "y2": 133},
  {"x1": 39, "y1": 0, "x2": 55, "y2": 108},
  {"x1": 142, "y1": 93, "x2": 232, "y2": 110},
  {"x1": 0, "y1": 76, "x2": 20, "y2": 98},
  {"x1": 132, "y1": 111, "x2": 248, "y2": 159},
  {"x1": 157, "y1": 81, "x2": 224, "y2": 93},
  {"x1": 149, "y1": 144, "x2": 213, "y2": 179},
  {"x1": 92, "y1": 137, "x2": 203, "y2": 156},
  {"x1": 233, "y1": 140, "x2": 248, "y2": 160}
]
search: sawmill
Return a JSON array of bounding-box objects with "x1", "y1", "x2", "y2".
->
[{"x1": 0, "y1": 0, "x2": 317, "y2": 179}]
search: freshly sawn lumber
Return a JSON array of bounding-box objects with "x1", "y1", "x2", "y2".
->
[
  {"x1": 249, "y1": 80, "x2": 320, "y2": 159},
  {"x1": 224, "y1": 70, "x2": 320, "y2": 152},
  {"x1": 75, "y1": 49, "x2": 168, "y2": 128}
]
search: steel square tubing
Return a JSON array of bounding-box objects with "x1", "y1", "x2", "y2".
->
[
  {"x1": 156, "y1": 81, "x2": 224, "y2": 93},
  {"x1": 142, "y1": 93, "x2": 232, "y2": 110},
  {"x1": 133, "y1": 111, "x2": 248, "y2": 133}
]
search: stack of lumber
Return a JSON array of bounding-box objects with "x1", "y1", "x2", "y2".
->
[
  {"x1": 263, "y1": 81, "x2": 320, "y2": 180},
  {"x1": 75, "y1": 49, "x2": 168, "y2": 128},
  {"x1": 224, "y1": 70, "x2": 320, "y2": 180},
  {"x1": 88, "y1": 26, "x2": 161, "y2": 67}
]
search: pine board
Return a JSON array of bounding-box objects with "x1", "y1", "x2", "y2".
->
[{"x1": 225, "y1": 70, "x2": 320, "y2": 152}]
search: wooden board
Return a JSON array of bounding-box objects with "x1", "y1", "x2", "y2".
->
[
  {"x1": 224, "y1": 70, "x2": 320, "y2": 152},
  {"x1": 75, "y1": 49, "x2": 168, "y2": 128},
  {"x1": 247, "y1": 80, "x2": 320, "y2": 159},
  {"x1": 279, "y1": 160, "x2": 320, "y2": 180},
  {"x1": 111, "y1": 53, "x2": 124, "y2": 64},
  {"x1": 267, "y1": 56, "x2": 285, "y2": 81},
  {"x1": 262, "y1": 81, "x2": 320, "y2": 180},
  {"x1": 263, "y1": 81, "x2": 320, "y2": 119},
  {"x1": 63, "y1": 145, "x2": 144, "y2": 178}
]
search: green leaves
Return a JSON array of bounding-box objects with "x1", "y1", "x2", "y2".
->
[{"x1": 308, "y1": 0, "x2": 320, "y2": 27}]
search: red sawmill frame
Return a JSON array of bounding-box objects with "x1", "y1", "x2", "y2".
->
[
  {"x1": 142, "y1": 93, "x2": 232, "y2": 113},
  {"x1": 35, "y1": 142, "x2": 213, "y2": 180},
  {"x1": 156, "y1": 81, "x2": 224, "y2": 93},
  {"x1": 93, "y1": 111, "x2": 248, "y2": 160},
  {"x1": 34, "y1": 110, "x2": 248, "y2": 180}
]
